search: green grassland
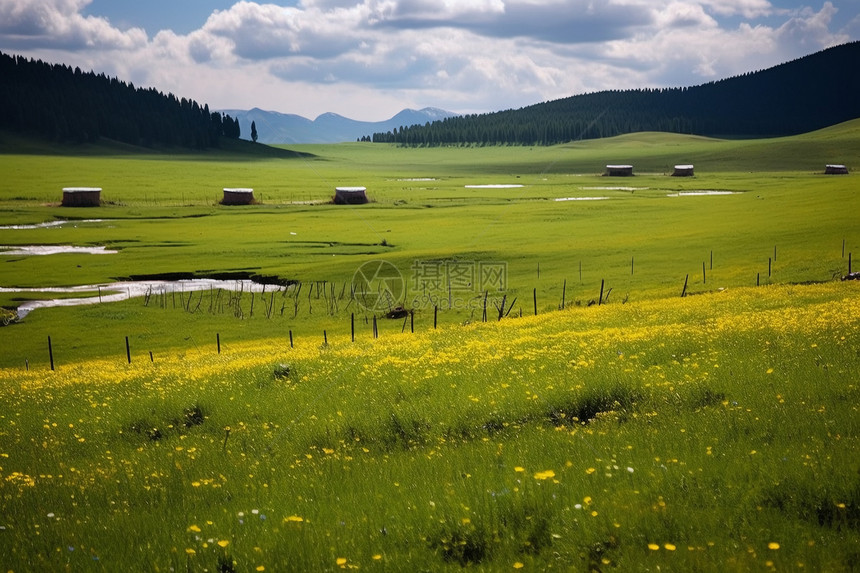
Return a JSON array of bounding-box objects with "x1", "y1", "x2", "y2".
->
[
  {"x1": 1, "y1": 122, "x2": 858, "y2": 366},
  {"x1": 0, "y1": 283, "x2": 858, "y2": 571},
  {"x1": 0, "y1": 124, "x2": 859, "y2": 570}
]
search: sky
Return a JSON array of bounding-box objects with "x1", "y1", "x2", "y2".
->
[{"x1": 1, "y1": 1, "x2": 858, "y2": 121}]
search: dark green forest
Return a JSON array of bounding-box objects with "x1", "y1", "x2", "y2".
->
[
  {"x1": 0, "y1": 52, "x2": 240, "y2": 149},
  {"x1": 371, "y1": 41, "x2": 860, "y2": 146}
]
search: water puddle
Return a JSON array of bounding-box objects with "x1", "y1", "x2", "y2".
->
[
  {"x1": 555, "y1": 197, "x2": 609, "y2": 202},
  {"x1": 580, "y1": 186, "x2": 648, "y2": 191},
  {"x1": 0, "y1": 245, "x2": 118, "y2": 255},
  {"x1": 667, "y1": 190, "x2": 737, "y2": 197},
  {"x1": 2, "y1": 279, "x2": 282, "y2": 320},
  {"x1": 465, "y1": 184, "x2": 525, "y2": 189},
  {"x1": 0, "y1": 219, "x2": 107, "y2": 230}
]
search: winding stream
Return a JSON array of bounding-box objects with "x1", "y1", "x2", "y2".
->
[{"x1": 1, "y1": 279, "x2": 278, "y2": 320}]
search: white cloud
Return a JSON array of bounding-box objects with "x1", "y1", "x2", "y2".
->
[
  {"x1": 600, "y1": 2, "x2": 849, "y2": 88},
  {"x1": 197, "y1": 1, "x2": 369, "y2": 60},
  {"x1": 655, "y1": 2, "x2": 717, "y2": 28},
  {"x1": 0, "y1": 0, "x2": 857, "y2": 121},
  {"x1": 373, "y1": 0, "x2": 506, "y2": 22},
  {"x1": 698, "y1": 0, "x2": 773, "y2": 19},
  {"x1": 776, "y1": 1, "x2": 849, "y2": 50},
  {"x1": 0, "y1": 0, "x2": 147, "y2": 50}
]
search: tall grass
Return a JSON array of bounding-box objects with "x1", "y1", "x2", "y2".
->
[{"x1": 1, "y1": 282, "x2": 858, "y2": 570}]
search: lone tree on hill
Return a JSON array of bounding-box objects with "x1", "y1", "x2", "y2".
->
[{"x1": 251, "y1": 120, "x2": 258, "y2": 143}]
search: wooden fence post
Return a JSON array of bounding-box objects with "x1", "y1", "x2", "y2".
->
[{"x1": 483, "y1": 291, "x2": 488, "y2": 322}]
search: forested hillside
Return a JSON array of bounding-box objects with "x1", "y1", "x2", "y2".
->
[
  {"x1": 372, "y1": 41, "x2": 860, "y2": 146},
  {"x1": 0, "y1": 52, "x2": 240, "y2": 149}
]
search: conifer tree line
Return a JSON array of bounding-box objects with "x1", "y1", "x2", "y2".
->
[
  {"x1": 372, "y1": 41, "x2": 860, "y2": 146},
  {"x1": 0, "y1": 51, "x2": 240, "y2": 148}
]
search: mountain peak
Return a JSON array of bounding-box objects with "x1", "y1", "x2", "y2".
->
[
  {"x1": 315, "y1": 112, "x2": 347, "y2": 121},
  {"x1": 222, "y1": 107, "x2": 459, "y2": 144}
]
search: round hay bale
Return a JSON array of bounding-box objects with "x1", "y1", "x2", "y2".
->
[
  {"x1": 61, "y1": 187, "x2": 101, "y2": 207},
  {"x1": 672, "y1": 164, "x2": 695, "y2": 177},
  {"x1": 605, "y1": 165, "x2": 634, "y2": 177},
  {"x1": 825, "y1": 164, "x2": 849, "y2": 175},
  {"x1": 222, "y1": 188, "x2": 255, "y2": 205},
  {"x1": 334, "y1": 186, "x2": 369, "y2": 205}
]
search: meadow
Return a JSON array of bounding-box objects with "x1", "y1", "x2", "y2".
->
[
  {"x1": 0, "y1": 283, "x2": 858, "y2": 571},
  {"x1": 0, "y1": 124, "x2": 859, "y2": 570},
  {"x1": 1, "y1": 123, "x2": 858, "y2": 366}
]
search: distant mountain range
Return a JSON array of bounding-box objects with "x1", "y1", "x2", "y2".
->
[{"x1": 217, "y1": 107, "x2": 458, "y2": 144}]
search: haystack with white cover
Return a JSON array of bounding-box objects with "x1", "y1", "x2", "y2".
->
[
  {"x1": 62, "y1": 187, "x2": 101, "y2": 207},
  {"x1": 334, "y1": 186, "x2": 368, "y2": 204},
  {"x1": 672, "y1": 164, "x2": 695, "y2": 177},
  {"x1": 825, "y1": 164, "x2": 849, "y2": 175},
  {"x1": 605, "y1": 165, "x2": 633, "y2": 177},
  {"x1": 222, "y1": 188, "x2": 255, "y2": 205}
]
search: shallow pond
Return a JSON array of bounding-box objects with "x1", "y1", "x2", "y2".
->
[
  {"x1": 1, "y1": 279, "x2": 278, "y2": 320},
  {"x1": 0, "y1": 219, "x2": 107, "y2": 230},
  {"x1": 464, "y1": 184, "x2": 525, "y2": 189},
  {"x1": 666, "y1": 190, "x2": 737, "y2": 196},
  {"x1": 0, "y1": 245, "x2": 118, "y2": 255}
]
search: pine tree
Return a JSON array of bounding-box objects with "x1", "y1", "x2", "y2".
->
[{"x1": 251, "y1": 120, "x2": 258, "y2": 143}]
